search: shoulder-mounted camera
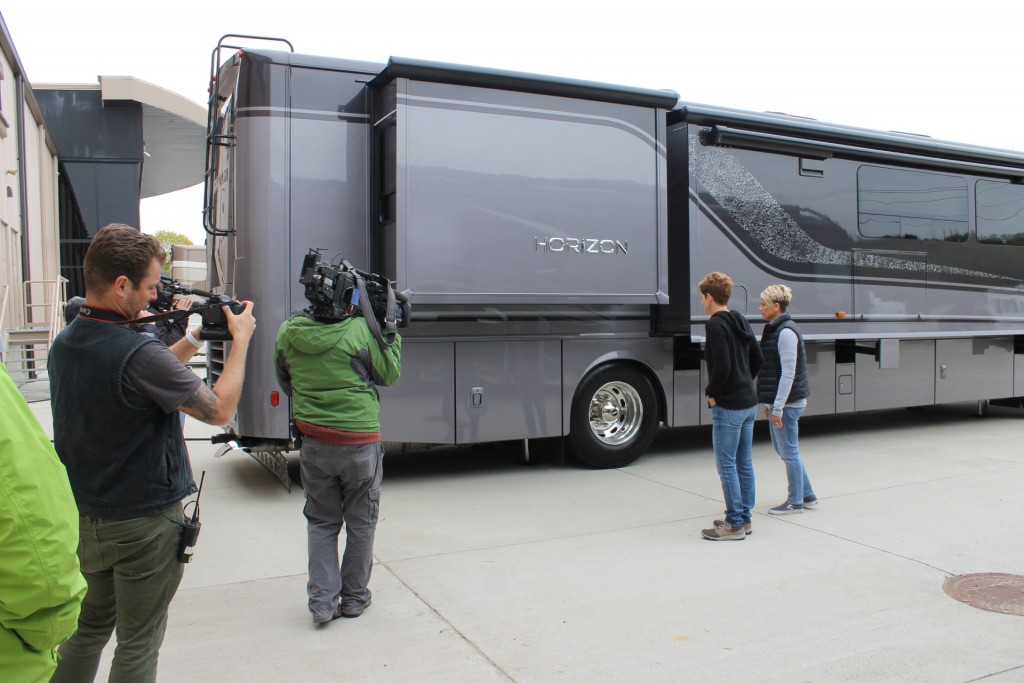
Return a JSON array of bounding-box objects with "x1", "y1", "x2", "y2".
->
[{"x1": 298, "y1": 249, "x2": 410, "y2": 348}]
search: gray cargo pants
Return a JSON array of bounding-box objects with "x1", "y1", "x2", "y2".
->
[{"x1": 299, "y1": 438, "x2": 383, "y2": 621}]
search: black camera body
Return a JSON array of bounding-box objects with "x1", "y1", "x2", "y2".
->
[
  {"x1": 200, "y1": 294, "x2": 245, "y2": 341},
  {"x1": 146, "y1": 275, "x2": 243, "y2": 341},
  {"x1": 298, "y1": 250, "x2": 409, "y2": 332},
  {"x1": 153, "y1": 274, "x2": 201, "y2": 312}
]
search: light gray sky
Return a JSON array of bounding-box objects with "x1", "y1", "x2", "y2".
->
[{"x1": 4, "y1": 2, "x2": 1021, "y2": 245}]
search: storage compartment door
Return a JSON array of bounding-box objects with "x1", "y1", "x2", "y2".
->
[{"x1": 455, "y1": 340, "x2": 562, "y2": 443}]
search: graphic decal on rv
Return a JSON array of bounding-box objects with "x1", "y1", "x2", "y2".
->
[{"x1": 688, "y1": 133, "x2": 1021, "y2": 286}]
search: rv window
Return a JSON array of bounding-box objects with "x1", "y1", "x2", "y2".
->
[
  {"x1": 857, "y1": 166, "x2": 968, "y2": 242},
  {"x1": 976, "y1": 180, "x2": 1024, "y2": 246}
]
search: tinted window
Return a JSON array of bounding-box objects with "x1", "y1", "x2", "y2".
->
[
  {"x1": 976, "y1": 180, "x2": 1024, "y2": 246},
  {"x1": 858, "y1": 166, "x2": 968, "y2": 242}
]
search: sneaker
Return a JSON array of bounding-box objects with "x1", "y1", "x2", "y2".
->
[
  {"x1": 803, "y1": 495, "x2": 819, "y2": 509},
  {"x1": 314, "y1": 602, "x2": 346, "y2": 626},
  {"x1": 714, "y1": 519, "x2": 752, "y2": 535},
  {"x1": 702, "y1": 522, "x2": 746, "y2": 540},
  {"x1": 768, "y1": 502, "x2": 803, "y2": 515},
  {"x1": 341, "y1": 597, "x2": 371, "y2": 619}
]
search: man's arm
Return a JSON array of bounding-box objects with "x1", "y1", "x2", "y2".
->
[
  {"x1": 167, "y1": 328, "x2": 203, "y2": 364},
  {"x1": 704, "y1": 319, "x2": 730, "y2": 399},
  {"x1": 178, "y1": 302, "x2": 256, "y2": 425},
  {"x1": 748, "y1": 330, "x2": 764, "y2": 379},
  {"x1": 274, "y1": 348, "x2": 293, "y2": 397},
  {"x1": 273, "y1": 324, "x2": 293, "y2": 396},
  {"x1": 367, "y1": 333, "x2": 402, "y2": 387},
  {"x1": 772, "y1": 328, "x2": 798, "y2": 416}
]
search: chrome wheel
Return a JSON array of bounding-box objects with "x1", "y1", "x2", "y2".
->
[{"x1": 587, "y1": 381, "x2": 644, "y2": 445}]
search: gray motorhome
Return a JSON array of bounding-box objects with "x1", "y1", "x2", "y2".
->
[{"x1": 204, "y1": 37, "x2": 1024, "y2": 473}]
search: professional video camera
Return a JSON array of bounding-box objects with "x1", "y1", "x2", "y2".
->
[
  {"x1": 298, "y1": 249, "x2": 409, "y2": 348},
  {"x1": 147, "y1": 275, "x2": 243, "y2": 342},
  {"x1": 197, "y1": 294, "x2": 245, "y2": 341},
  {"x1": 153, "y1": 274, "x2": 202, "y2": 312}
]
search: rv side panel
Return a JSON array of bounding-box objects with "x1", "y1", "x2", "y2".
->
[
  {"x1": 454, "y1": 340, "x2": 562, "y2": 443},
  {"x1": 231, "y1": 58, "x2": 291, "y2": 440},
  {"x1": 377, "y1": 341, "x2": 456, "y2": 443},
  {"x1": 935, "y1": 337, "x2": 1014, "y2": 402},
  {"x1": 393, "y1": 79, "x2": 668, "y2": 304},
  {"x1": 230, "y1": 59, "x2": 377, "y2": 441}
]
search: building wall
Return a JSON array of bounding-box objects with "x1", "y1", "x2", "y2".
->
[
  {"x1": 33, "y1": 89, "x2": 143, "y2": 234},
  {"x1": 171, "y1": 243, "x2": 207, "y2": 287},
  {"x1": 0, "y1": 18, "x2": 62, "y2": 337},
  {"x1": 0, "y1": 44, "x2": 26, "y2": 333}
]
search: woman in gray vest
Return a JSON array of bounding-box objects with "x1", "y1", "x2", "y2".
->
[{"x1": 757, "y1": 285, "x2": 818, "y2": 514}]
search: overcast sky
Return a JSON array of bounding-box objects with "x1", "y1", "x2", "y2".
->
[{"x1": 4, "y1": 2, "x2": 1021, "y2": 244}]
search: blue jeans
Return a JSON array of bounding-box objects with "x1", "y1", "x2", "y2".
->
[
  {"x1": 769, "y1": 405, "x2": 814, "y2": 505},
  {"x1": 712, "y1": 405, "x2": 756, "y2": 527}
]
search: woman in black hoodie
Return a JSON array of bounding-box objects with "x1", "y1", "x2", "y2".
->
[{"x1": 697, "y1": 272, "x2": 763, "y2": 540}]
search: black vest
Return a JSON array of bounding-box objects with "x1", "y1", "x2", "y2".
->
[
  {"x1": 757, "y1": 314, "x2": 810, "y2": 404},
  {"x1": 50, "y1": 316, "x2": 195, "y2": 519}
]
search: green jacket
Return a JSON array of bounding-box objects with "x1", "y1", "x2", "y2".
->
[
  {"x1": 274, "y1": 315, "x2": 401, "y2": 432},
  {"x1": 0, "y1": 364, "x2": 87, "y2": 683}
]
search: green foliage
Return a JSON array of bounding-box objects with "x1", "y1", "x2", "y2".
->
[{"x1": 154, "y1": 230, "x2": 193, "y2": 271}]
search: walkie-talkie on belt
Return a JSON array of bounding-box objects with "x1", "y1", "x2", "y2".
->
[{"x1": 177, "y1": 471, "x2": 205, "y2": 563}]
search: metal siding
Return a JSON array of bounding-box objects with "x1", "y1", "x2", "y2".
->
[
  {"x1": 854, "y1": 339, "x2": 935, "y2": 410},
  {"x1": 231, "y1": 110, "x2": 291, "y2": 440},
  {"x1": 935, "y1": 337, "x2": 1014, "y2": 403},
  {"x1": 1016, "y1": 352, "x2": 1024, "y2": 397},
  {"x1": 454, "y1": 340, "x2": 562, "y2": 443},
  {"x1": 835, "y1": 363, "x2": 856, "y2": 413},
  {"x1": 378, "y1": 341, "x2": 455, "y2": 443},
  {"x1": 397, "y1": 81, "x2": 665, "y2": 304},
  {"x1": 672, "y1": 368, "x2": 702, "y2": 427},
  {"x1": 802, "y1": 342, "x2": 836, "y2": 416}
]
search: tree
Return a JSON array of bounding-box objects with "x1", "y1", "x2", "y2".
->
[{"x1": 153, "y1": 230, "x2": 193, "y2": 272}]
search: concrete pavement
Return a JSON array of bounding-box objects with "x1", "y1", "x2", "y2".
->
[{"x1": 28, "y1": 400, "x2": 1024, "y2": 682}]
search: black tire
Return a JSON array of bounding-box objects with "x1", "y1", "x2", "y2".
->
[{"x1": 568, "y1": 363, "x2": 659, "y2": 468}]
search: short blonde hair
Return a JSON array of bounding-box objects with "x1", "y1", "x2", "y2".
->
[{"x1": 760, "y1": 284, "x2": 792, "y2": 311}]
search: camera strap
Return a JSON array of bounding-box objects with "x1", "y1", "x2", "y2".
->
[
  {"x1": 352, "y1": 271, "x2": 401, "y2": 349},
  {"x1": 90, "y1": 302, "x2": 229, "y2": 326}
]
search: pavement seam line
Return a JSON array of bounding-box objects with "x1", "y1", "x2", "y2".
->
[
  {"x1": 962, "y1": 662, "x2": 1024, "y2": 682},
  {"x1": 378, "y1": 559, "x2": 517, "y2": 682}
]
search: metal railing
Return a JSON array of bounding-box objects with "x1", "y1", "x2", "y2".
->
[{"x1": 3, "y1": 278, "x2": 68, "y2": 397}]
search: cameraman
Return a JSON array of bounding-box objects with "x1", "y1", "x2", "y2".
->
[
  {"x1": 274, "y1": 275, "x2": 401, "y2": 625},
  {"x1": 49, "y1": 224, "x2": 255, "y2": 683}
]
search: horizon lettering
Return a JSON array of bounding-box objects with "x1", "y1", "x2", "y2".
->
[{"x1": 534, "y1": 237, "x2": 629, "y2": 255}]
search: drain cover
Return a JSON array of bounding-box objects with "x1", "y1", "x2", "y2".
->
[{"x1": 943, "y1": 573, "x2": 1024, "y2": 616}]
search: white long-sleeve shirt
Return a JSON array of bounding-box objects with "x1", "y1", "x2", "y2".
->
[{"x1": 770, "y1": 327, "x2": 808, "y2": 416}]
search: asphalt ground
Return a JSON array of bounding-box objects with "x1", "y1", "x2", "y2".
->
[{"x1": 27, "y1": 399, "x2": 1024, "y2": 682}]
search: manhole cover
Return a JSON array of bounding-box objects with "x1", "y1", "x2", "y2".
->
[{"x1": 943, "y1": 573, "x2": 1024, "y2": 616}]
